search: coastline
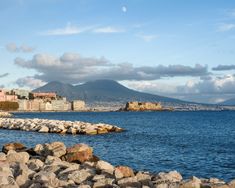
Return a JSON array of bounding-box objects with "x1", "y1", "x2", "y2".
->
[{"x1": 0, "y1": 141, "x2": 234, "y2": 188}]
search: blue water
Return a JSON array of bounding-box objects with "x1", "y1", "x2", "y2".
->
[{"x1": 0, "y1": 111, "x2": 234, "y2": 181}]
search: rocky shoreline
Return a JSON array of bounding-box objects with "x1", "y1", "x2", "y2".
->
[
  {"x1": 0, "y1": 141, "x2": 234, "y2": 188},
  {"x1": 0, "y1": 118, "x2": 123, "y2": 135}
]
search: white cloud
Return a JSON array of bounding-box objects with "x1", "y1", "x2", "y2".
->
[
  {"x1": 14, "y1": 52, "x2": 209, "y2": 85},
  {"x1": 218, "y1": 23, "x2": 235, "y2": 32},
  {"x1": 126, "y1": 80, "x2": 178, "y2": 94},
  {"x1": 136, "y1": 34, "x2": 159, "y2": 42},
  {"x1": 6, "y1": 43, "x2": 35, "y2": 53},
  {"x1": 177, "y1": 74, "x2": 235, "y2": 94},
  {"x1": 15, "y1": 77, "x2": 46, "y2": 89},
  {"x1": 40, "y1": 23, "x2": 93, "y2": 36},
  {"x1": 93, "y1": 26, "x2": 125, "y2": 33}
]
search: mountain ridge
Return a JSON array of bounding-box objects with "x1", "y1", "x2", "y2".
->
[{"x1": 33, "y1": 79, "x2": 187, "y2": 104}]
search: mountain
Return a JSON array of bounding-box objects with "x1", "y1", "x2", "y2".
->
[
  {"x1": 219, "y1": 98, "x2": 235, "y2": 106},
  {"x1": 33, "y1": 80, "x2": 186, "y2": 104}
]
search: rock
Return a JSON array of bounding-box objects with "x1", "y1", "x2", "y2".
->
[
  {"x1": 117, "y1": 176, "x2": 141, "y2": 188},
  {"x1": 85, "y1": 129, "x2": 97, "y2": 135},
  {"x1": 209, "y1": 178, "x2": 225, "y2": 184},
  {"x1": 93, "y1": 174, "x2": 106, "y2": 181},
  {"x1": 14, "y1": 164, "x2": 34, "y2": 187},
  {"x1": 96, "y1": 160, "x2": 115, "y2": 175},
  {"x1": 229, "y1": 180, "x2": 235, "y2": 188},
  {"x1": 136, "y1": 171, "x2": 152, "y2": 185},
  {"x1": 7, "y1": 151, "x2": 30, "y2": 164},
  {"x1": 157, "y1": 171, "x2": 182, "y2": 182},
  {"x1": 93, "y1": 178, "x2": 115, "y2": 188},
  {"x1": 115, "y1": 166, "x2": 135, "y2": 178},
  {"x1": 0, "y1": 152, "x2": 6, "y2": 161},
  {"x1": 47, "y1": 142, "x2": 67, "y2": 158},
  {"x1": 155, "y1": 183, "x2": 169, "y2": 188},
  {"x1": 62, "y1": 143, "x2": 93, "y2": 163},
  {"x1": 114, "y1": 167, "x2": 124, "y2": 179},
  {"x1": 27, "y1": 159, "x2": 44, "y2": 172},
  {"x1": 68, "y1": 169, "x2": 93, "y2": 184},
  {"x1": 38, "y1": 125, "x2": 49, "y2": 133},
  {"x1": 180, "y1": 176, "x2": 201, "y2": 188},
  {"x1": 0, "y1": 172, "x2": 19, "y2": 188},
  {"x1": 44, "y1": 156, "x2": 62, "y2": 165},
  {"x1": 2, "y1": 142, "x2": 26, "y2": 153},
  {"x1": 34, "y1": 142, "x2": 66, "y2": 158},
  {"x1": 33, "y1": 144, "x2": 44, "y2": 155},
  {"x1": 33, "y1": 171, "x2": 59, "y2": 187}
]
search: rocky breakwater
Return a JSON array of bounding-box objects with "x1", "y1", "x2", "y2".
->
[
  {"x1": 0, "y1": 141, "x2": 234, "y2": 188},
  {"x1": 0, "y1": 112, "x2": 13, "y2": 118},
  {"x1": 0, "y1": 118, "x2": 123, "y2": 135}
]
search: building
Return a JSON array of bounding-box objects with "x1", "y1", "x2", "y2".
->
[
  {"x1": 72, "y1": 100, "x2": 86, "y2": 111},
  {"x1": 0, "y1": 90, "x2": 18, "y2": 102},
  {"x1": 30, "y1": 92, "x2": 57, "y2": 100}
]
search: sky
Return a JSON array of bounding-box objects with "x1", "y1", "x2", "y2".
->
[{"x1": 1, "y1": 0, "x2": 235, "y2": 104}]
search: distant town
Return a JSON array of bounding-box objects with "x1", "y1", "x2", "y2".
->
[
  {"x1": 0, "y1": 89, "x2": 85, "y2": 111},
  {"x1": 1, "y1": 87, "x2": 235, "y2": 112}
]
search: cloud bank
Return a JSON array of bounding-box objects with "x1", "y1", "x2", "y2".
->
[
  {"x1": 14, "y1": 52, "x2": 209, "y2": 86},
  {"x1": 6, "y1": 43, "x2": 35, "y2": 53},
  {"x1": 177, "y1": 75, "x2": 235, "y2": 94},
  {"x1": 212, "y1": 64, "x2": 235, "y2": 71}
]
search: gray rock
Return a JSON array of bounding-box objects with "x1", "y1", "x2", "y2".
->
[
  {"x1": 68, "y1": 169, "x2": 93, "y2": 184},
  {"x1": 96, "y1": 160, "x2": 115, "y2": 175},
  {"x1": 117, "y1": 176, "x2": 141, "y2": 188},
  {"x1": 93, "y1": 178, "x2": 115, "y2": 188},
  {"x1": 27, "y1": 159, "x2": 44, "y2": 172}
]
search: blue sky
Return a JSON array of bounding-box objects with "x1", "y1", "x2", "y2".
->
[{"x1": 1, "y1": 0, "x2": 235, "y2": 103}]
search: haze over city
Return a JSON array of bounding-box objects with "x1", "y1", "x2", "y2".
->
[{"x1": 1, "y1": 0, "x2": 235, "y2": 104}]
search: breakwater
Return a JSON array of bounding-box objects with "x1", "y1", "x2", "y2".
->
[
  {"x1": 0, "y1": 112, "x2": 13, "y2": 117},
  {"x1": 0, "y1": 118, "x2": 123, "y2": 135},
  {"x1": 0, "y1": 141, "x2": 234, "y2": 188}
]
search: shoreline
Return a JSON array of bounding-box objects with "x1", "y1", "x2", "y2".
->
[{"x1": 0, "y1": 141, "x2": 234, "y2": 188}]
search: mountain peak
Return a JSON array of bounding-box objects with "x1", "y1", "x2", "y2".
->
[{"x1": 34, "y1": 80, "x2": 184, "y2": 104}]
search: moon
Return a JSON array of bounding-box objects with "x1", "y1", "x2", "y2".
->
[{"x1": 122, "y1": 6, "x2": 127, "y2": 13}]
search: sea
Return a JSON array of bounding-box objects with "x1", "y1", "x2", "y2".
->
[{"x1": 0, "y1": 111, "x2": 234, "y2": 181}]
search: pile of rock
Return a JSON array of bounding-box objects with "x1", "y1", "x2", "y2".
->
[
  {"x1": 0, "y1": 141, "x2": 234, "y2": 188},
  {"x1": 0, "y1": 118, "x2": 123, "y2": 135},
  {"x1": 0, "y1": 112, "x2": 13, "y2": 117}
]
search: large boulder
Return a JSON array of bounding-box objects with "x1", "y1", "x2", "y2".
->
[
  {"x1": 68, "y1": 169, "x2": 94, "y2": 184},
  {"x1": 7, "y1": 151, "x2": 30, "y2": 164},
  {"x1": 117, "y1": 176, "x2": 141, "y2": 188},
  {"x1": 157, "y1": 171, "x2": 182, "y2": 183},
  {"x1": 33, "y1": 142, "x2": 66, "y2": 158},
  {"x1": 96, "y1": 160, "x2": 115, "y2": 175},
  {"x1": 2, "y1": 142, "x2": 26, "y2": 154},
  {"x1": 115, "y1": 166, "x2": 135, "y2": 178},
  {"x1": 180, "y1": 176, "x2": 201, "y2": 188},
  {"x1": 62, "y1": 144, "x2": 93, "y2": 163}
]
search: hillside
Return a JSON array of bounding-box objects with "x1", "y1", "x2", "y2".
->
[
  {"x1": 219, "y1": 98, "x2": 235, "y2": 106},
  {"x1": 33, "y1": 80, "x2": 186, "y2": 104}
]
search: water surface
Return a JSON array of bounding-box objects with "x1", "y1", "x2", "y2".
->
[{"x1": 0, "y1": 111, "x2": 234, "y2": 181}]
